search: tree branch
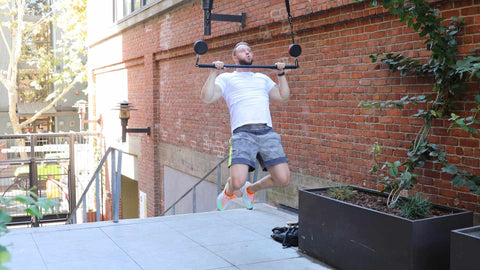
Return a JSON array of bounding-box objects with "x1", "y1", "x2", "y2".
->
[
  {"x1": 19, "y1": 74, "x2": 83, "y2": 128},
  {"x1": 0, "y1": 26, "x2": 11, "y2": 56},
  {"x1": 0, "y1": 72, "x2": 8, "y2": 89},
  {"x1": 7, "y1": 0, "x2": 26, "y2": 134}
]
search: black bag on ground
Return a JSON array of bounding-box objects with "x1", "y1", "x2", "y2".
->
[{"x1": 271, "y1": 222, "x2": 298, "y2": 247}]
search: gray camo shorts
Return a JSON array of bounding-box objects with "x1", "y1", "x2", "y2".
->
[{"x1": 228, "y1": 124, "x2": 288, "y2": 172}]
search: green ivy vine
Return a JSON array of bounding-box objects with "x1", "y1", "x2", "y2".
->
[{"x1": 355, "y1": 0, "x2": 480, "y2": 207}]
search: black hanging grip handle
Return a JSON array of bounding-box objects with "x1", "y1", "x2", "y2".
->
[{"x1": 196, "y1": 63, "x2": 299, "y2": 69}]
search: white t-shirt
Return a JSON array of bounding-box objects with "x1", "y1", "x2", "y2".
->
[{"x1": 215, "y1": 71, "x2": 276, "y2": 132}]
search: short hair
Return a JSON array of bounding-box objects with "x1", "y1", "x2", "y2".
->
[{"x1": 232, "y1": 42, "x2": 249, "y2": 56}]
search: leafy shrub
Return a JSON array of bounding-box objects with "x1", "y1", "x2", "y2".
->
[{"x1": 0, "y1": 190, "x2": 57, "y2": 268}]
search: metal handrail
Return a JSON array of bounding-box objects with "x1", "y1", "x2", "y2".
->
[
  {"x1": 0, "y1": 132, "x2": 101, "y2": 139},
  {"x1": 66, "y1": 147, "x2": 123, "y2": 224},
  {"x1": 160, "y1": 156, "x2": 228, "y2": 216}
]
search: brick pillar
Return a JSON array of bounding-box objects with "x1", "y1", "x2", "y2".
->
[{"x1": 142, "y1": 53, "x2": 163, "y2": 216}]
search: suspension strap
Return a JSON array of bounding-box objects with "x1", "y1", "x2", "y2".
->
[{"x1": 285, "y1": 0, "x2": 295, "y2": 44}]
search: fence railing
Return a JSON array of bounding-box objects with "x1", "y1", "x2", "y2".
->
[
  {"x1": 0, "y1": 132, "x2": 102, "y2": 226},
  {"x1": 160, "y1": 157, "x2": 260, "y2": 216},
  {"x1": 66, "y1": 147, "x2": 123, "y2": 224},
  {"x1": 1, "y1": 133, "x2": 263, "y2": 224}
]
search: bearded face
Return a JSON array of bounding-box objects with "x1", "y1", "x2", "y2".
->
[
  {"x1": 234, "y1": 45, "x2": 253, "y2": 66},
  {"x1": 238, "y1": 58, "x2": 253, "y2": 65}
]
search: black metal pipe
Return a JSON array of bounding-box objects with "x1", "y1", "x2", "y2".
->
[
  {"x1": 202, "y1": 0, "x2": 213, "y2": 10},
  {"x1": 204, "y1": 10, "x2": 211, "y2": 36},
  {"x1": 202, "y1": 0, "x2": 213, "y2": 35},
  {"x1": 211, "y1": 13, "x2": 246, "y2": 27},
  {"x1": 125, "y1": 127, "x2": 151, "y2": 135}
]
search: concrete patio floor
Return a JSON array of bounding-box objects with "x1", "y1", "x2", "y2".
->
[{"x1": 1, "y1": 202, "x2": 334, "y2": 270}]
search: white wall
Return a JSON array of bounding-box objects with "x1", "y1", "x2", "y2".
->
[{"x1": 163, "y1": 166, "x2": 217, "y2": 215}]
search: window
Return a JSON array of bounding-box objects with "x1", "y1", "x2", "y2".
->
[{"x1": 114, "y1": 0, "x2": 157, "y2": 21}]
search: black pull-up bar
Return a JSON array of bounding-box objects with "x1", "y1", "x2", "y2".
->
[
  {"x1": 194, "y1": 40, "x2": 302, "y2": 69},
  {"x1": 196, "y1": 63, "x2": 299, "y2": 69}
]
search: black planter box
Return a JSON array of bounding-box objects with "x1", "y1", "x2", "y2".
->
[
  {"x1": 298, "y1": 187, "x2": 473, "y2": 270},
  {"x1": 450, "y1": 225, "x2": 480, "y2": 270}
]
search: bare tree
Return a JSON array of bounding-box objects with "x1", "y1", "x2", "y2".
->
[{"x1": 0, "y1": 0, "x2": 87, "y2": 134}]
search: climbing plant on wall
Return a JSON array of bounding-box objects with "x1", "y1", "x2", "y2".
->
[{"x1": 355, "y1": 0, "x2": 480, "y2": 207}]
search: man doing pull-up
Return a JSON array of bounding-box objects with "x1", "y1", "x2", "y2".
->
[{"x1": 201, "y1": 41, "x2": 291, "y2": 211}]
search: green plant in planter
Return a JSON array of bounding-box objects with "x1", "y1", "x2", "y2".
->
[
  {"x1": 327, "y1": 186, "x2": 356, "y2": 201},
  {"x1": 0, "y1": 190, "x2": 57, "y2": 269},
  {"x1": 398, "y1": 194, "x2": 432, "y2": 219},
  {"x1": 355, "y1": 0, "x2": 480, "y2": 208}
]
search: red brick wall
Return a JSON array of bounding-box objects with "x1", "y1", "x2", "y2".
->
[{"x1": 115, "y1": 0, "x2": 480, "y2": 214}]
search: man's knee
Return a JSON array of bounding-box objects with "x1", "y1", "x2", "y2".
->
[
  {"x1": 229, "y1": 164, "x2": 249, "y2": 190},
  {"x1": 275, "y1": 173, "x2": 290, "y2": 187},
  {"x1": 271, "y1": 165, "x2": 290, "y2": 187},
  {"x1": 230, "y1": 175, "x2": 246, "y2": 190}
]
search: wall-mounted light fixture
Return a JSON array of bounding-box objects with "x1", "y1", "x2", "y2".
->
[
  {"x1": 115, "y1": 101, "x2": 151, "y2": 143},
  {"x1": 73, "y1": 100, "x2": 103, "y2": 131}
]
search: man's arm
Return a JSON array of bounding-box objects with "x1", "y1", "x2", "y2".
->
[
  {"x1": 269, "y1": 62, "x2": 290, "y2": 102},
  {"x1": 201, "y1": 61, "x2": 224, "y2": 104}
]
